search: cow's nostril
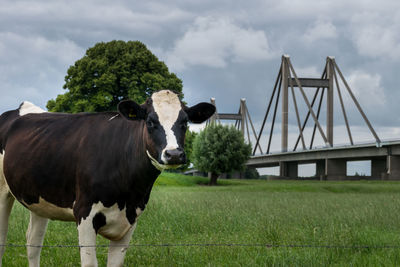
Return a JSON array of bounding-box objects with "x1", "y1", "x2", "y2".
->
[{"x1": 165, "y1": 150, "x2": 172, "y2": 160}]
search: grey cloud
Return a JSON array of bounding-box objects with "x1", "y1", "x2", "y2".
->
[
  {"x1": 0, "y1": 0, "x2": 399, "y2": 144},
  {"x1": 164, "y1": 16, "x2": 278, "y2": 71}
]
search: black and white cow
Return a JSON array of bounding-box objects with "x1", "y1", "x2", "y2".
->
[{"x1": 0, "y1": 90, "x2": 215, "y2": 267}]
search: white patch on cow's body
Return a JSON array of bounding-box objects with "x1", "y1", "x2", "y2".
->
[
  {"x1": 0, "y1": 151, "x2": 11, "y2": 197},
  {"x1": 151, "y1": 90, "x2": 182, "y2": 163},
  {"x1": 79, "y1": 202, "x2": 132, "y2": 241},
  {"x1": 26, "y1": 211, "x2": 48, "y2": 267},
  {"x1": 77, "y1": 214, "x2": 98, "y2": 267},
  {"x1": 19, "y1": 101, "x2": 45, "y2": 116},
  {"x1": 136, "y1": 207, "x2": 144, "y2": 217},
  {"x1": 0, "y1": 151, "x2": 15, "y2": 264},
  {"x1": 21, "y1": 197, "x2": 75, "y2": 221},
  {"x1": 107, "y1": 223, "x2": 136, "y2": 267},
  {"x1": 77, "y1": 203, "x2": 140, "y2": 266}
]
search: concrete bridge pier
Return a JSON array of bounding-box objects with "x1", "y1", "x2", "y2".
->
[
  {"x1": 279, "y1": 161, "x2": 298, "y2": 179},
  {"x1": 325, "y1": 159, "x2": 346, "y2": 180},
  {"x1": 279, "y1": 159, "x2": 346, "y2": 180},
  {"x1": 371, "y1": 158, "x2": 386, "y2": 179},
  {"x1": 386, "y1": 155, "x2": 400, "y2": 180},
  {"x1": 279, "y1": 159, "x2": 347, "y2": 180},
  {"x1": 316, "y1": 160, "x2": 325, "y2": 179}
]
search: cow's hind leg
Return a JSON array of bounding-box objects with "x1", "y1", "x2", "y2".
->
[
  {"x1": 0, "y1": 150, "x2": 15, "y2": 267},
  {"x1": 0, "y1": 191, "x2": 14, "y2": 267},
  {"x1": 26, "y1": 212, "x2": 49, "y2": 267},
  {"x1": 107, "y1": 223, "x2": 136, "y2": 267}
]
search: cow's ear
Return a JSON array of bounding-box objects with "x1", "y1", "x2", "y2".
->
[
  {"x1": 118, "y1": 100, "x2": 146, "y2": 120},
  {"x1": 185, "y1": 103, "x2": 216, "y2": 123}
]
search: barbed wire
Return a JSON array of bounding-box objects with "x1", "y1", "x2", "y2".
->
[{"x1": 1, "y1": 243, "x2": 399, "y2": 249}]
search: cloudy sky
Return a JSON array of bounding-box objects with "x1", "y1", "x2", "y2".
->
[{"x1": 1, "y1": 0, "x2": 400, "y2": 163}]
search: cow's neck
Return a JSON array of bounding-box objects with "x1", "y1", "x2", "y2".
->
[{"x1": 129, "y1": 120, "x2": 161, "y2": 190}]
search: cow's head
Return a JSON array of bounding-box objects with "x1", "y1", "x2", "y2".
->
[{"x1": 117, "y1": 90, "x2": 215, "y2": 170}]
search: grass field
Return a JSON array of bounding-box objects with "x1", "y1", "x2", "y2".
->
[{"x1": 3, "y1": 173, "x2": 400, "y2": 266}]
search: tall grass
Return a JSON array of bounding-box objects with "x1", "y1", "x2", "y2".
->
[{"x1": 3, "y1": 173, "x2": 400, "y2": 266}]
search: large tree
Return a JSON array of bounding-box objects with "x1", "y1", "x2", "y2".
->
[
  {"x1": 47, "y1": 40, "x2": 183, "y2": 112},
  {"x1": 192, "y1": 124, "x2": 252, "y2": 185}
]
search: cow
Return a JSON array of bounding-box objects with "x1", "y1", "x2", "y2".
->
[{"x1": 0, "y1": 90, "x2": 215, "y2": 267}]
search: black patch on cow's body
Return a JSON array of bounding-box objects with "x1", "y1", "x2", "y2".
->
[
  {"x1": 92, "y1": 212, "x2": 106, "y2": 234},
  {"x1": 2, "y1": 111, "x2": 160, "y2": 229}
]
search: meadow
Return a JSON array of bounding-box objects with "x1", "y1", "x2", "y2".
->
[{"x1": 3, "y1": 173, "x2": 400, "y2": 266}]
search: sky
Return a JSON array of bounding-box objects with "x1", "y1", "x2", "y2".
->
[{"x1": 1, "y1": 0, "x2": 400, "y2": 175}]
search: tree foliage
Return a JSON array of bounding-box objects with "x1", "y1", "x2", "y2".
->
[
  {"x1": 244, "y1": 167, "x2": 260, "y2": 179},
  {"x1": 192, "y1": 124, "x2": 252, "y2": 185},
  {"x1": 181, "y1": 130, "x2": 197, "y2": 171},
  {"x1": 47, "y1": 40, "x2": 183, "y2": 112}
]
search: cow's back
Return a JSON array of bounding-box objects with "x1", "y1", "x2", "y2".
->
[
  {"x1": 1, "y1": 101, "x2": 45, "y2": 153},
  {"x1": 2, "y1": 111, "x2": 150, "y2": 222}
]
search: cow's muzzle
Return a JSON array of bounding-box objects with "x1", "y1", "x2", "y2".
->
[
  {"x1": 146, "y1": 150, "x2": 185, "y2": 171},
  {"x1": 164, "y1": 148, "x2": 186, "y2": 165}
]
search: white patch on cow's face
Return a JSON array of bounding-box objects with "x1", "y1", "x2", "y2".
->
[
  {"x1": 19, "y1": 101, "x2": 45, "y2": 116},
  {"x1": 151, "y1": 90, "x2": 182, "y2": 163},
  {"x1": 78, "y1": 202, "x2": 133, "y2": 241},
  {"x1": 21, "y1": 197, "x2": 75, "y2": 221}
]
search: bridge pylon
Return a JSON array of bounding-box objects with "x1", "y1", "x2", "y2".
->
[
  {"x1": 253, "y1": 55, "x2": 381, "y2": 156},
  {"x1": 207, "y1": 98, "x2": 262, "y2": 153}
]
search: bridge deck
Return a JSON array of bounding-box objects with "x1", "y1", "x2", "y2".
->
[{"x1": 247, "y1": 140, "x2": 400, "y2": 180}]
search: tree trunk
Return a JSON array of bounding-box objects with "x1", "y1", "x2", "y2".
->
[{"x1": 209, "y1": 172, "x2": 219, "y2": 186}]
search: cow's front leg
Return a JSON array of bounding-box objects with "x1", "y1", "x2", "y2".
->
[
  {"x1": 107, "y1": 223, "x2": 136, "y2": 267},
  {"x1": 26, "y1": 212, "x2": 49, "y2": 267},
  {"x1": 77, "y1": 218, "x2": 98, "y2": 267}
]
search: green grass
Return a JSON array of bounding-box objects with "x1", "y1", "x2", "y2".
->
[{"x1": 3, "y1": 173, "x2": 400, "y2": 266}]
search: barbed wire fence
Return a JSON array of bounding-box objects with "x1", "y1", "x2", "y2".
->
[{"x1": 1, "y1": 243, "x2": 400, "y2": 249}]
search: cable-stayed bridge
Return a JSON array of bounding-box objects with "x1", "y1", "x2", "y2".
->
[{"x1": 209, "y1": 55, "x2": 400, "y2": 180}]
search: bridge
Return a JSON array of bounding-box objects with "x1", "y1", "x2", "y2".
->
[
  {"x1": 247, "y1": 141, "x2": 400, "y2": 180},
  {"x1": 209, "y1": 55, "x2": 400, "y2": 180}
]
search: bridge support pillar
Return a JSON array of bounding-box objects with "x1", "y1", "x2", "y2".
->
[
  {"x1": 325, "y1": 159, "x2": 346, "y2": 180},
  {"x1": 316, "y1": 160, "x2": 325, "y2": 180},
  {"x1": 386, "y1": 155, "x2": 400, "y2": 180},
  {"x1": 280, "y1": 161, "x2": 298, "y2": 178},
  {"x1": 371, "y1": 157, "x2": 386, "y2": 179}
]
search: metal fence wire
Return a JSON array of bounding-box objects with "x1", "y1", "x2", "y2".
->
[{"x1": 1, "y1": 243, "x2": 400, "y2": 249}]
